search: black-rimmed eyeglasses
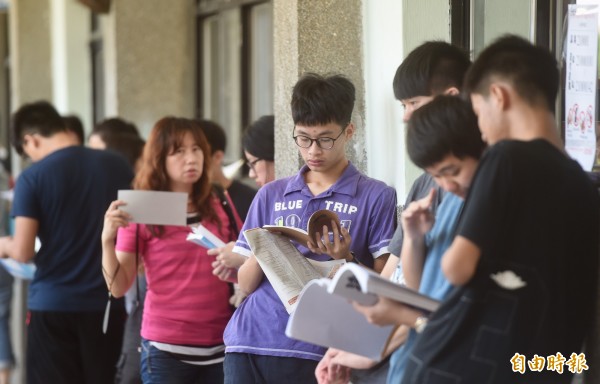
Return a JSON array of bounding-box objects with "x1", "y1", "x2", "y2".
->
[
  {"x1": 293, "y1": 124, "x2": 348, "y2": 150},
  {"x1": 246, "y1": 158, "x2": 263, "y2": 173}
]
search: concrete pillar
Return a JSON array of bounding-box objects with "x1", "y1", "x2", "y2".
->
[
  {"x1": 273, "y1": 0, "x2": 366, "y2": 178},
  {"x1": 103, "y1": 0, "x2": 196, "y2": 137},
  {"x1": 9, "y1": 0, "x2": 53, "y2": 108},
  {"x1": 50, "y1": 0, "x2": 93, "y2": 133},
  {"x1": 0, "y1": 13, "x2": 9, "y2": 151}
]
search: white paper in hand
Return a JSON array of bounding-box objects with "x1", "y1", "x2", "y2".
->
[{"x1": 117, "y1": 190, "x2": 187, "y2": 226}]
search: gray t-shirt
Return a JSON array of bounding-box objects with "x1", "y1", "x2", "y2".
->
[{"x1": 390, "y1": 172, "x2": 445, "y2": 255}]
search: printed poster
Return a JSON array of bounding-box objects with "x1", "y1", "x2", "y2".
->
[{"x1": 565, "y1": 4, "x2": 599, "y2": 171}]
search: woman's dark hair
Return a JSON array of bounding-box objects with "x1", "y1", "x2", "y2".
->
[{"x1": 242, "y1": 115, "x2": 275, "y2": 161}]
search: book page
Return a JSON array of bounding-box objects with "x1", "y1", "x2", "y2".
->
[
  {"x1": 244, "y1": 228, "x2": 322, "y2": 313},
  {"x1": 365, "y1": 273, "x2": 440, "y2": 314},
  {"x1": 262, "y1": 209, "x2": 341, "y2": 246},
  {"x1": 328, "y1": 263, "x2": 440, "y2": 313},
  {"x1": 286, "y1": 279, "x2": 395, "y2": 361},
  {"x1": 306, "y1": 258, "x2": 347, "y2": 279},
  {"x1": 327, "y1": 265, "x2": 379, "y2": 306},
  {"x1": 263, "y1": 225, "x2": 309, "y2": 245}
]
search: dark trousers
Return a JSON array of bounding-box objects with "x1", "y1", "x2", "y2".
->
[
  {"x1": 140, "y1": 339, "x2": 223, "y2": 384},
  {"x1": 26, "y1": 308, "x2": 125, "y2": 384},
  {"x1": 224, "y1": 352, "x2": 318, "y2": 384}
]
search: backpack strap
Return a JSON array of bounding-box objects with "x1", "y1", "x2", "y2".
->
[{"x1": 212, "y1": 183, "x2": 239, "y2": 239}]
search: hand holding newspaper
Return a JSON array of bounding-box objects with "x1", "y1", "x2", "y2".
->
[
  {"x1": 243, "y1": 209, "x2": 347, "y2": 314},
  {"x1": 244, "y1": 228, "x2": 346, "y2": 314}
]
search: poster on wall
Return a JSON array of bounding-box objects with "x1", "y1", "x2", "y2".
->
[{"x1": 565, "y1": 4, "x2": 598, "y2": 171}]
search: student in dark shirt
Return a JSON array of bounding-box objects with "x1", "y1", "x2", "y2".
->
[
  {"x1": 198, "y1": 119, "x2": 257, "y2": 221},
  {"x1": 355, "y1": 35, "x2": 600, "y2": 384},
  {"x1": 0, "y1": 101, "x2": 133, "y2": 384}
]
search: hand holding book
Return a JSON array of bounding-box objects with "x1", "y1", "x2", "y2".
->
[
  {"x1": 285, "y1": 263, "x2": 440, "y2": 360},
  {"x1": 245, "y1": 210, "x2": 350, "y2": 313},
  {"x1": 306, "y1": 218, "x2": 352, "y2": 263},
  {"x1": 187, "y1": 224, "x2": 242, "y2": 283},
  {"x1": 187, "y1": 224, "x2": 226, "y2": 249},
  {"x1": 208, "y1": 242, "x2": 244, "y2": 283},
  {"x1": 352, "y1": 296, "x2": 423, "y2": 329}
]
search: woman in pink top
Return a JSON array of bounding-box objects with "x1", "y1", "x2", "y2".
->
[{"x1": 102, "y1": 117, "x2": 241, "y2": 384}]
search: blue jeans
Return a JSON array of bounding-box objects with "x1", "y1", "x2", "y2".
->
[
  {"x1": 0, "y1": 267, "x2": 14, "y2": 369},
  {"x1": 141, "y1": 339, "x2": 223, "y2": 384}
]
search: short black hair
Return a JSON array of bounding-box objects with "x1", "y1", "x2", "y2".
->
[
  {"x1": 92, "y1": 117, "x2": 139, "y2": 138},
  {"x1": 464, "y1": 34, "x2": 559, "y2": 112},
  {"x1": 11, "y1": 100, "x2": 66, "y2": 155},
  {"x1": 243, "y1": 115, "x2": 275, "y2": 161},
  {"x1": 393, "y1": 41, "x2": 471, "y2": 100},
  {"x1": 198, "y1": 119, "x2": 226, "y2": 154},
  {"x1": 407, "y1": 95, "x2": 485, "y2": 169},
  {"x1": 63, "y1": 115, "x2": 85, "y2": 145},
  {"x1": 103, "y1": 133, "x2": 145, "y2": 168},
  {"x1": 291, "y1": 73, "x2": 355, "y2": 127}
]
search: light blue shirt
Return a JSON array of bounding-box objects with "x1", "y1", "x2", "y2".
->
[{"x1": 387, "y1": 192, "x2": 463, "y2": 382}]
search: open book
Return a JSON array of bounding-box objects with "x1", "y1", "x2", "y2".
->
[
  {"x1": 285, "y1": 263, "x2": 440, "y2": 360},
  {"x1": 187, "y1": 224, "x2": 227, "y2": 249},
  {"x1": 244, "y1": 215, "x2": 346, "y2": 314},
  {"x1": 262, "y1": 209, "x2": 341, "y2": 246}
]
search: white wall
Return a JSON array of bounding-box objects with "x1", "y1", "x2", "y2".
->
[
  {"x1": 50, "y1": 0, "x2": 92, "y2": 133},
  {"x1": 363, "y1": 0, "x2": 450, "y2": 202},
  {"x1": 362, "y1": 0, "x2": 405, "y2": 196}
]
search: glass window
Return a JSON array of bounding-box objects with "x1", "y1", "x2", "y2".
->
[
  {"x1": 249, "y1": 2, "x2": 273, "y2": 121},
  {"x1": 197, "y1": 0, "x2": 273, "y2": 165}
]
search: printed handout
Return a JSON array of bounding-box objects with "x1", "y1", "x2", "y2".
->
[{"x1": 117, "y1": 190, "x2": 187, "y2": 226}]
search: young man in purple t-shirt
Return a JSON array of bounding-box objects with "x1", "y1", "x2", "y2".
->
[{"x1": 222, "y1": 73, "x2": 397, "y2": 384}]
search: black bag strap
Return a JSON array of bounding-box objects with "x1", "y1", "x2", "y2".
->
[
  {"x1": 212, "y1": 184, "x2": 239, "y2": 239},
  {"x1": 212, "y1": 184, "x2": 240, "y2": 305},
  {"x1": 134, "y1": 224, "x2": 140, "y2": 304}
]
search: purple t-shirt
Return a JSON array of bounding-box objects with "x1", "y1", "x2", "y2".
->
[{"x1": 225, "y1": 163, "x2": 397, "y2": 360}]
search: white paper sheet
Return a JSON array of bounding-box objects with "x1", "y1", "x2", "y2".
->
[{"x1": 117, "y1": 190, "x2": 187, "y2": 226}]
